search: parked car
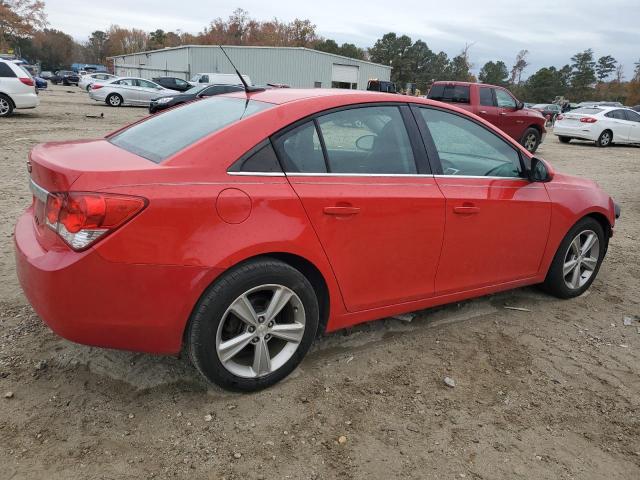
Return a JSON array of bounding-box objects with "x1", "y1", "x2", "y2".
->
[
  {"x1": 78, "y1": 72, "x2": 117, "y2": 91},
  {"x1": 427, "y1": 81, "x2": 547, "y2": 152},
  {"x1": 50, "y1": 70, "x2": 80, "y2": 86},
  {"x1": 554, "y1": 106, "x2": 640, "y2": 146},
  {"x1": 33, "y1": 76, "x2": 47, "y2": 90},
  {"x1": 633, "y1": 105, "x2": 640, "y2": 112},
  {"x1": 189, "y1": 73, "x2": 251, "y2": 86},
  {"x1": 531, "y1": 103, "x2": 562, "y2": 123},
  {"x1": 152, "y1": 77, "x2": 192, "y2": 92},
  {"x1": 367, "y1": 79, "x2": 397, "y2": 93},
  {"x1": 89, "y1": 77, "x2": 173, "y2": 107},
  {"x1": 149, "y1": 83, "x2": 244, "y2": 113},
  {"x1": 0, "y1": 59, "x2": 39, "y2": 117},
  {"x1": 39, "y1": 71, "x2": 53, "y2": 80},
  {"x1": 15, "y1": 89, "x2": 620, "y2": 391}
]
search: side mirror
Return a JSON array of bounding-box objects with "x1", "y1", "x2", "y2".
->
[
  {"x1": 527, "y1": 156, "x2": 554, "y2": 182},
  {"x1": 516, "y1": 100, "x2": 525, "y2": 110},
  {"x1": 355, "y1": 134, "x2": 376, "y2": 151}
]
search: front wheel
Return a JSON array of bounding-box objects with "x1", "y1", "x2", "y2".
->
[
  {"x1": 0, "y1": 94, "x2": 14, "y2": 117},
  {"x1": 521, "y1": 127, "x2": 541, "y2": 153},
  {"x1": 187, "y1": 258, "x2": 319, "y2": 391},
  {"x1": 542, "y1": 217, "x2": 606, "y2": 299}
]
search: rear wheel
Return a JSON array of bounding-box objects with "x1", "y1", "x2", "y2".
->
[
  {"x1": 187, "y1": 258, "x2": 319, "y2": 391},
  {"x1": 542, "y1": 217, "x2": 605, "y2": 299},
  {"x1": 106, "y1": 93, "x2": 123, "y2": 107},
  {"x1": 0, "y1": 94, "x2": 13, "y2": 117},
  {"x1": 558, "y1": 136, "x2": 571, "y2": 144},
  {"x1": 596, "y1": 130, "x2": 612, "y2": 147},
  {"x1": 521, "y1": 127, "x2": 541, "y2": 153}
]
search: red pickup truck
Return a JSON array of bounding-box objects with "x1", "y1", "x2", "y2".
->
[{"x1": 427, "y1": 81, "x2": 546, "y2": 152}]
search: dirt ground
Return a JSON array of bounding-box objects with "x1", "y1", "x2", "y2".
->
[{"x1": 1, "y1": 85, "x2": 639, "y2": 480}]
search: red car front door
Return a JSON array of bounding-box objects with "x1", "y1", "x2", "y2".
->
[
  {"x1": 273, "y1": 105, "x2": 446, "y2": 312},
  {"x1": 494, "y1": 87, "x2": 525, "y2": 140},
  {"x1": 414, "y1": 105, "x2": 551, "y2": 294}
]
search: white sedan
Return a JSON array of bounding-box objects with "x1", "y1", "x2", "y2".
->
[
  {"x1": 554, "y1": 106, "x2": 640, "y2": 147},
  {"x1": 78, "y1": 72, "x2": 118, "y2": 91},
  {"x1": 88, "y1": 77, "x2": 173, "y2": 107}
]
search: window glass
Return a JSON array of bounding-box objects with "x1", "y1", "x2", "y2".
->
[
  {"x1": 0, "y1": 63, "x2": 16, "y2": 78},
  {"x1": 229, "y1": 141, "x2": 282, "y2": 173},
  {"x1": 317, "y1": 106, "x2": 416, "y2": 174},
  {"x1": 110, "y1": 97, "x2": 272, "y2": 163},
  {"x1": 275, "y1": 122, "x2": 325, "y2": 173},
  {"x1": 200, "y1": 75, "x2": 209, "y2": 83},
  {"x1": 624, "y1": 110, "x2": 640, "y2": 122},
  {"x1": 428, "y1": 84, "x2": 470, "y2": 104},
  {"x1": 138, "y1": 80, "x2": 157, "y2": 89},
  {"x1": 176, "y1": 79, "x2": 188, "y2": 87},
  {"x1": 479, "y1": 87, "x2": 494, "y2": 106},
  {"x1": 605, "y1": 110, "x2": 626, "y2": 120},
  {"x1": 115, "y1": 79, "x2": 136, "y2": 86},
  {"x1": 420, "y1": 108, "x2": 521, "y2": 178},
  {"x1": 495, "y1": 89, "x2": 516, "y2": 108}
]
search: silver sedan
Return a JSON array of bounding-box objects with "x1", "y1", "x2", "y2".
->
[{"x1": 88, "y1": 77, "x2": 173, "y2": 107}]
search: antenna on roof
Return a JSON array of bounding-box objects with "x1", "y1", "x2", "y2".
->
[{"x1": 218, "y1": 46, "x2": 264, "y2": 94}]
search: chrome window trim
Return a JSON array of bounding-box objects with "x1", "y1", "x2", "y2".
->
[
  {"x1": 227, "y1": 171, "x2": 286, "y2": 177},
  {"x1": 29, "y1": 179, "x2": 49, "y2": 202},
  {"x1": 433, "y1": 174, "x2": 528, "y2": 180},
  {"x1": 285, "y1": 172, "x2": 432, "y2": 178}
]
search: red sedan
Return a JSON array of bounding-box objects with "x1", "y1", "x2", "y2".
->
[{"x1": 15, "y1": 89, "x2": 620, "y2": 391}]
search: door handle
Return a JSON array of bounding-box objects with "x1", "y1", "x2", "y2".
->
[
  {"x1": 323, "y1": 206, "x2": 361, "y2": 216},
  {"x1": 499, "y1": 112, "x2": 507, "y2": 116},
  {"x1": 479, "y1": 110, "x2": 488, "y2": 114},
  {"x1": 453, "y1": 206, "x2": 480, "y2": 215}
]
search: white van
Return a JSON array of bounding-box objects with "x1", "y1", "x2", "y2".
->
[{"x1": 189, "y1": 73, "x2": 252, "y2": 86}]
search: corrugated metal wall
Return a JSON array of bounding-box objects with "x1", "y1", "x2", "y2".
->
[{"x1": 112, "y1": 46, "x2": 391, "y2": 89}]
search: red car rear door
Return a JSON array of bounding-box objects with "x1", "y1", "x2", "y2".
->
[
  {"x1": 273, "y1": 104, "x2": 446, "y2": 312},
  {"x1": 412, "y1": 105, "x2": 551, "y2": 294}
]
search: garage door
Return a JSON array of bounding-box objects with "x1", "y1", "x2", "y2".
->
[{"x1": 332, "y1": 64, "x2": 359, "y2": 84}]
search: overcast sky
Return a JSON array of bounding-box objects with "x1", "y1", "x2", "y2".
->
[{"x1": 46, "y1": 0, "x2": 639, "y2": 78}]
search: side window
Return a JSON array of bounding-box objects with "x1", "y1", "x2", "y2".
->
[
  {"x1": 495, "y1": 89, "x2": 516, "y2": 109},
  {"x1": 0, "y1": 63, "x2": 16, "y2": 77},
  {"x1": 228, "y1": 141, "x2": 282, "y2": 173},
  {"x1": 138, "y1": 80, "x2": 156, "y2": 88},
  {"x1": 420, "y1": 108, "x2": 522, "y2": 178},
  {"x1": 176, "y1": 79, "x2": 188, "y2": 87},
  {"x1": 117, "y1": 79, "x2": 136, "y2": 86},
  {"x1": 428, "y1": 84, "x2": 470, "y2": 104},
  {"x1": 316, "y1": 106, "x2": 416, "y2": 174},
  {"x1": 624, "y1": 110, "x2": 640, "y2": 122},
  {"x1": 479, "y1": 87, "x2": 494, "y2": 107},
  {"x1": 274, "y1": 122, "x2": 326, "y2": 173},
  {"x1": 200, "y1": 75, "x2": 209, "y2": 83}
]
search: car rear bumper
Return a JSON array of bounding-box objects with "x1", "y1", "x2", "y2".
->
[
  {"x1": 12, "y1": 92, "x2": 39, "y2": 109},
  {"x1": 14, "y1": 208, "x2": 217, "y2": 354},
  {"x1": 553, "y1": 124, "x2": 598, "y2": 141}
]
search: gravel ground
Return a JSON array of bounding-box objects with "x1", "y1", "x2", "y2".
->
[{"x1": 1, "y1": 85, "x2": 639, "y2": 480}]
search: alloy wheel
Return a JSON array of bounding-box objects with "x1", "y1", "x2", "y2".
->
[
  {"x1": 109, "y1": 95, "x2": 121, "y2": 106},
  {"x1": 563, "y1": 229, "x2": 600, "y2": 290},
  {"x1": 215, "y1": 284, "x2": 306, "y2": 378},
  {"x1": 600, "y1": 132, "x2": 611, "y2": 146},
  {"x1": 524, "y1": 133, "x2": 538, "y2": 151},
  {"x1": 0, "y1": 98, "x2": 10, "y2": 115}
]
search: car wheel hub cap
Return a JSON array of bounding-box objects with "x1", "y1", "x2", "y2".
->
[
  {"x1": 0, "y1": 99, "x2": 8, "y2": 114},
  {"x1": 215, "y1": 284, "x2": 306, "y2": 378},
  {"x1": 525, "y1": 134, "x2": 537, "y2": 150},
  {"x1": 563, "y1": 229, "x2": 599, "y2": 290}
]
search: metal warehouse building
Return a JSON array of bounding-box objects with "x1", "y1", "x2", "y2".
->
[{"x1": 111, "y1": 45, "x2": 391, "y2": 90}]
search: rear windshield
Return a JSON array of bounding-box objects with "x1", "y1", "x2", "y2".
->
[
  {"x1": 109, "y1": 96, "x2": 273, "y2": 163},
  {"x1": 570, "y1": 108, "x2": 603, "y2": 115},
  {"x1": 427, "y1": 84, "x2": 470, "y2": 104}
]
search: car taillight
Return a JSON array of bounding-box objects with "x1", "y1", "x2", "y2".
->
[
  {"x1": 44, "y1": 192, "x2": 146, "y2": 250},
  {"x1": 580, "y1": 117, "x2": 597, "y2": 123},
  {"x1": 19, "y1": 77, "x2": 34, "y2": 87},
  {"x1": 556, "y1": 114, "x2": 564, "y2": 120},
  {"x1": 91, "y1": 84, "x2": 103, "y2": 90}
]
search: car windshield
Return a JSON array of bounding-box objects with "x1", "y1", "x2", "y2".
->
[{"x1": 109, "y1": 96, "x2": 273, "y2": 163}]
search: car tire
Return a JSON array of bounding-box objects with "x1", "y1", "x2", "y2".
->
[
  {"x1": 106, "y1": 93, "x2": 123, "y2": 107},
  {"x1": 62, "y1": 80, "x2": 68, "y2": 86},
  {"x1": 86, "y1": 85, "x2": 92, "y2": 92},
  {"x1": 521, "y1": 127, "x2": 541, "y2": 153},
  {"x1": 596, "y1": 130, "x2": 612, "y2": 147},
  {"x1": 558, "y1": 136, "x2": 571, "y2": 144},
  {"x1": 187, "y1": 258, "x2": 319, "y2": 391},
  {"x1": 541, "y1": 217, "x2": 606, "y2": 299},
  {"x1": 0, "y1": 94, "x2": 14, "y2": 117}
]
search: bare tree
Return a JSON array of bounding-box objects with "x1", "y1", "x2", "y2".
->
[{"x1": 510, "y1": 49, "x2": 529, "y2": 84}]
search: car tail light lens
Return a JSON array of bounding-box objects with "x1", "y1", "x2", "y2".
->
[
  {"x1": 19, "y1": 77, "x2": 34, "y2": 87},
  {"x1": 44, "y1": 192, "x2": 146, "y2": 250},
  {"x1": 91, "y1": 84, "x2": 103, "y2": 90},
  {"x1": 580, "y1": 117, "x2": 597, "y2": 123},
  {"x1": 556, "y1": 114, "x2": 564, "y2": 120}
]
